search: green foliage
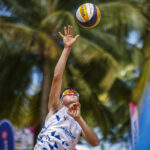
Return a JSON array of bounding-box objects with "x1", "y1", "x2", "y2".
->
[
  {"x1": 98, "y1": 2, "x2": 148, "y2": 31},
  {"x1": 0, "y1": 0, "x2": 150, "y2": 146}
]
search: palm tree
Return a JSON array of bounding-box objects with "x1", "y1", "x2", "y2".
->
[
  {"x1": 131, "y1": 0, "x2": 150, "y2": 103},
  {"x1": 0, "y1": 0, "x2": 149, "y2": 144},
  {"x1": 0, "y1": 0, "x2": 117, "y2": 138}
]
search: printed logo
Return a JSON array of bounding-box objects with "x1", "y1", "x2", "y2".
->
[
  {"x1": 60, "y1": 127, "x2": 76, "y2": 139},
  {"x1": 1, "y1": 130, "x2": 8, "y2": 140},
  {"x1": 64, "y1": 116, "x2": 69, "y2": 121}
]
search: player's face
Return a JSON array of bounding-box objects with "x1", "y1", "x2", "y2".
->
[{"x1": 62, "y1": 94, "x2": 79, "y2": 106}]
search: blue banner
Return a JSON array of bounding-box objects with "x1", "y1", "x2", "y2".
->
[
  {"x1": 0, "y1": 120, "x2": 15, "y2": 150},
  {"x1": 136, "y1": 79, "x2": 150, "y2": 150}
]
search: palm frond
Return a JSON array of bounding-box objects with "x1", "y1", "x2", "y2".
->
[
  {"x1": 0, "y1": 0, "x2": 47, "y2": 24},
  {"x1": 132, "y1": 34, "x2": 150, "y2": 103},
  {"x1": 91, "y1": 94, "x2": 115, "y2": 139},
  {"x1": 109, "y1": 79, "x2": 131, "y2": 104},
  {"x1": 22, "y1": 93, "x2": 41, "y2": 127},
  {"x1": 0, "y1": 22, "x2": 60, "y2": 60},
  {"x1": 80, "y1": 29, "x2": 131, "y2": 62},
  {"x1": 51, "y1": 0, "x2": 61, "y2": 11},
  {"x1": 0, "y1": 52, "x2": 39, "y2": 122},
  {"x1": 73, "y1": 36, "x2": 118, "y2": 65},
  {"x1": 41, "y1": 11, "x2": 79, "y2": 34},
  {"x1": 98, "y1": 2, "x2": 148, "y2": 31},
  {"x1": 73, "y1": 36, "x2": 118, "y2": 91},
  {"x1": 65, "y1": 65, "x2": 115, "y2": 137},
  {"x1": 67, "y1": 64, "x2": 92, "y2": 100}
]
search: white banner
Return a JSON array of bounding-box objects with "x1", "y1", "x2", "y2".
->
[
  {"x1": 15, "y1": 127, "x2": 34, "y2": 150},
  {"x1": 75, "y1": 144, "x2": 90, "y2": 150},
  {"x1": 129, "y1": 102, "x2": 139, "y2": 150}
]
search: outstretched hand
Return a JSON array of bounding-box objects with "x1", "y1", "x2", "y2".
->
[
  {"x1": 66, "y1": 103, "x2": 81, "y2": 120},
  {"x1": 58, "y1": 25, "x2": 79, "y2": 48}
]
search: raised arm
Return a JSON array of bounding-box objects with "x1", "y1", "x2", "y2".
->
[
  {"x1": 77, "y1": 117, "x2": 100, "y2": 146},
  {"x1": 67, "y1": 103, "x2": 100, "y2": 146},
  {"x1": 48, "y1": 25, "x2": 79, "y2": 111}
]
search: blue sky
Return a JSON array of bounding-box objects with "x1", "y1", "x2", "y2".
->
[{"x1": 0, "y1": 7, "x2": 11, "y2": 16}]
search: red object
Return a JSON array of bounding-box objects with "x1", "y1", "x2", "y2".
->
[{"x1": 1, "y1": 130, "x2": 8, "y2": 140}]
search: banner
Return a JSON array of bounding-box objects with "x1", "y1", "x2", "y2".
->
[
  {"x1": 129, "y1": 102, "x2": 139, "y2": 150},
  {"x1": 15, "y1": 127, "x2": 34, "y2": 150},
  {"x1": 136, "y1": 78, "x2": 150, "y2": 150},
  {"x1": 0, "y1": 119, "x2": 15, "y2": 150},
  {"x1": 75, "y1": 144, "x2": 90, "y2": 150}
]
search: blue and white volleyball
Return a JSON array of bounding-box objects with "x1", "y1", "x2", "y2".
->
[{"x1": 76, "y1": 3, "x2": 101, "y2": 28}]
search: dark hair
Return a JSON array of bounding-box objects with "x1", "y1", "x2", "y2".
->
[{"x1": 60, "y1": 87, "x2": 79, "y2": 99}]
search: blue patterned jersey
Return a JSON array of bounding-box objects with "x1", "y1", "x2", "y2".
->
[{"x1": 34, "y1": 107, "x2": 82, "y2": 150}]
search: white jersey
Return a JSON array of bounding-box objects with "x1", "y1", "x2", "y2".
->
[{"x1": 34, "y1": 107, "x2": 82, "y2": 150}]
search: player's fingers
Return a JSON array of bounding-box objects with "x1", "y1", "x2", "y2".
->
[
  {"x1": 77, "y1": 104, "x2": 80, "y2": 110},
  {"x1": 68, "y1": 25, "x2": 70, "y2": 35},
  {"x1": 71, "y1": 103, "x2": 77, "y2": 108},
  {"x1": 58, "y1": 32, "x2": 64, "y2": 38},
  {"x1": 75, "y1": 35, "x2": 80, "y2": 40},
  {"x1": 70, "y1": 106, "x2": 74, "y2": 112},
  {"x1": 71, "y1": 26, "x2": 73, "y2": 36},
  {"x1": 75, "y1": 102, "x2": 80, "y2": 107},
  {"x1": 68, "y1": 106, "x2": 72, "y2": 112},
  {"x1": 73, "y1": 102, "x2": 79, "y2": 105},
  {"x1": 69, "y1": 104, "x2": 74, "y2": 109},
  {"x1": 70, "y1": 109, "x2": 73, "y2": 114},
  {"x1": 72, "y1": 103, "x2": 79, "y2": 109},
  {"x1": 64, "y1": 26, "x2": 67, "y2": 35},
  {"x1": 74, "y1": 105, "x2": 77, "y2": 110},
  {"x1": 75, "y1": 110, "x2": 77, "y2": 116}
]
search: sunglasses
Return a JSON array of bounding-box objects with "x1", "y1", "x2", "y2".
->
[{"x1": 61, "y1": 89, "x2": 79, "y2": 99}]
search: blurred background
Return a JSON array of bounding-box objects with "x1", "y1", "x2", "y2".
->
[{"x1": 0, "y1": 0, "x2": 150, "y2": 149}]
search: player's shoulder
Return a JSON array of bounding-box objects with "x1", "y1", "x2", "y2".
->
[
  {"x1": 47, "y1": 103, "x2": 63, "y2": 120},
  {"x1": 52, "y1": 103, "x2": 63, "y2": 113}
]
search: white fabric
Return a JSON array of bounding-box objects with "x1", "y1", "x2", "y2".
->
[
  {"x1": 76, "y1": 7, "x2": 85, "y2": 22},
  {"x1": 34, "y1": 107, "x2": 82, "y2": 150},
  {"x1": 76, "y1": 3, "x2": 94, "y2": 22},
  {"x1": 86, "y1": 3, "x2": 94, "y2": 20}
]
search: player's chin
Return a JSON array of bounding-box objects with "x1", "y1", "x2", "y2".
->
[
  {"x1": 72, "y1": 101, "x2": 80, "y2": 106},
  {"x1": 68, "y1": 100, "x2": 78, "y2": 105},
  {"x1": 71, "y1": 98, "x2": 79, "y2": 103}
]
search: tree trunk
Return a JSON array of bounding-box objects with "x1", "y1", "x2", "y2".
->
[
  {"x1": 41, "y1": 50, "x2": 50, "y2": 126},
  {"x1": 132, "y1": 33, "x2": 150, "y2": 103},
  {"x1": 33, "y1": 50, "x2": 51, "y2": 144}
]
